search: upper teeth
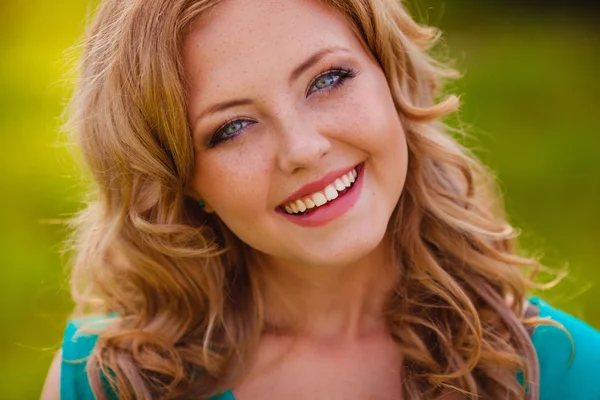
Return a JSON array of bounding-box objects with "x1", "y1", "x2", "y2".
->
[{"x1": 283, "y1": 168, "x2": 358, "y2": 215}]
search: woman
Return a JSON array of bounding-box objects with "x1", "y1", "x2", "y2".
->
[{"x1": 41, "y1": 0, "x2": 600, "y2": 399}]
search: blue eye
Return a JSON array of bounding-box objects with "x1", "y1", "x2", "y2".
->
[
  {"x1": 307, "y1": 67, "x2": 356, "y2": 97},
  {"x1": 210, "y1": 119, "x2": 254, "y2": 147},
  {"x1": 314, "y1": 74, "x2": 340, "y2": 90},
  {"x1": 222, "y1": 120, "x2": 247, "y2": 136}
]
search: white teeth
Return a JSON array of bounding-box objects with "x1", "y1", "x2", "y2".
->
[
  {"x1": 282, "y1": 166, "x2": 361, "y2": 214},
  {"x1": 342, "y1": 175, "x2": 351, "y2": 187},
  {"x1": 295, "y1": 199, "x2": 306, "y2": 212},
  {"x1": 313, "y1": 192, "x2": 327, "y2": 207},
  {"x1": 325, "y1": 185, "x2": 338, "y2": 201}
]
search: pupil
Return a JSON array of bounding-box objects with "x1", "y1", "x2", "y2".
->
[
  {"x1": 318, "y1": 75, "x2": 336, "y2": 88},
  {"x1": 227, "y1": 122, "x2": 241, "y2": 135}
]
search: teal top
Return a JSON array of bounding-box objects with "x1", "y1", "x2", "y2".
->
[{"x1": 60, "y1": 297, "x2": 600, "y2": 400}]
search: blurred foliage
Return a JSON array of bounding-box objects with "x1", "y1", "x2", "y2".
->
[{"x1": 0, "y1": 0, "x2": 598, "y2": 398}]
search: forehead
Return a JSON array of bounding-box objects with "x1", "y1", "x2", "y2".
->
[{"x1": 182, "y1": 0, "x2": 364, "y2": 96}]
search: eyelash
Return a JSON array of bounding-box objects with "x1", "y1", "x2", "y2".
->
[{"x1": 208, "y1": 65, "x2": 358, "y2": 148}]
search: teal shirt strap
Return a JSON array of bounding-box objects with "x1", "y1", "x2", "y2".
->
[
  {"x1": 60, "y1": 319, "x2": 102, "y2": 400},
  {"x1": 529, "y1": 297, "x2": 600, "y2": 400}
]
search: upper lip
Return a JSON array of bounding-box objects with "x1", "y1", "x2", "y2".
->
[{"x1": 279, "y1": 163, "x2": 360, "y2": 206}]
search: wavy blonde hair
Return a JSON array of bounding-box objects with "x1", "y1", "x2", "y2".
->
[{"x1": 67, "y1": 0, "x2": 545, "y2": 398}]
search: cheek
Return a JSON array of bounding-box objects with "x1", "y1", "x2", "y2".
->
[
  {"x1": 193, "y1": 148, "x2": 271, "y2": 220},
  {"x1": 339, "y1": 74, "x2": 406, "y2": 155},
  {"x1": 345, "y1": 72, "x2": 408, "y2": 203}
]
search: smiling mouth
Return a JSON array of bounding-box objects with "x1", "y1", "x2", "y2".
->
[{"x1": 279, "y1": 164, "x2": 363, "y2": 216}]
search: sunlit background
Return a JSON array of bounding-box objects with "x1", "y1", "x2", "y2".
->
[{"x1": 1, "y1": 0, "x2": 598, "y2": 398}]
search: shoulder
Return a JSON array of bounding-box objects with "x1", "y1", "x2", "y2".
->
[
  {"x1": 529, "y1": 297, "x2": 600, "y2": 400},
  {"x1": 60, "y1": 315, "x2": 115, "y2": 400},
  {"x1": 58, "y1": 316, "x2": 230, "y2": 400},
  {"x1": 41, "y1": 349, "x2": 62, "y2": 400}
]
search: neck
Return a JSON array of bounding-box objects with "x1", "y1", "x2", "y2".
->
[{"x1": 255, "y1": 235, "x2": 399, "y2": 341}]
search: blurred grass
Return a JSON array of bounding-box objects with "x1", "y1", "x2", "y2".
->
[{"x1": 0, "y1": 1, "x2": 598, "y2": 398}]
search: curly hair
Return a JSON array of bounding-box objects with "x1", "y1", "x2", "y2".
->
[{"x1": 66, "y1": 0, "x2": 544, "y2": 398}]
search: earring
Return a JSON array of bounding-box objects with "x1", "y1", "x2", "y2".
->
[{"x1": 198, "y1": 200, "x2": 206, "y2": 208}]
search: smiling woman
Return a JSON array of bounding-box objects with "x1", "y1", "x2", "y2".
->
[{"x1": 40, "y1": 0, "x2": 600, "y2": 399}]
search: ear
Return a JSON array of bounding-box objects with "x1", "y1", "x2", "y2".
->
[
  {"x1": 186, "y1": 187, "x2": 215, "y2": 214},
  {"x1": 199, "y1": 200, "x2": 215, "y2": 214}
]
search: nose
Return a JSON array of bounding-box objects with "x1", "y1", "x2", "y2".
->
[{"x1": 275, "y1": 116, "x2": 331, "y2": 174}]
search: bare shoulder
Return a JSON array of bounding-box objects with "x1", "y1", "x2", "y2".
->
[{"x1": 40, "y1": 350, "x2": 62, "y2": 400}]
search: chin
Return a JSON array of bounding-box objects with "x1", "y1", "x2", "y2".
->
[{"x1": 294, "y1": 225, "x2": 389, "y2": 269}]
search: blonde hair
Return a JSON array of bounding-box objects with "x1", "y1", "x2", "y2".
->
[{"x1": 67, "y1": 0, "x2": 543, "y2": 398}]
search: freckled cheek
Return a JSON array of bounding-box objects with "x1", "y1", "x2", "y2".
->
[
  {"x1": 336, "y1": 87, "x2": 404, "y2": 153},
  {"x1": 194, "y1": 153, "x2": 272, "y2": 218}
]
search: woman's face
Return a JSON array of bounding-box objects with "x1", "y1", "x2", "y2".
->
[{"x1": 185, "y1": 0, "x2": 408, "y2": 268}]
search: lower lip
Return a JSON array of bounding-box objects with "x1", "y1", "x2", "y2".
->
[{"x1": 277, "y1": 163, "x2": 365, "y2": 227}]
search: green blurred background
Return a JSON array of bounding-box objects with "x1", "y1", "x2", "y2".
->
[{"x1": 1, "y1": 0, "x2": 598, "y2": 398}]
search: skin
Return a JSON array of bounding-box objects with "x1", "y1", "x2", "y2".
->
[{"x1": 184, "y1": 0, "x2": 411, "y2": 398}]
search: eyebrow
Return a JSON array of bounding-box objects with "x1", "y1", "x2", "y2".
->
[
  {"x1": 194, "y1": 46, "x2": 349, "y2": 124},
  {"x1": 289, "y1": 46, "x2": 347, "y2": 83}
]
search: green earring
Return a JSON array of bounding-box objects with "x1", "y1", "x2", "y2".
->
[{"x1": 198, "y1": 200, "x2": 205, "y2": 208}]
